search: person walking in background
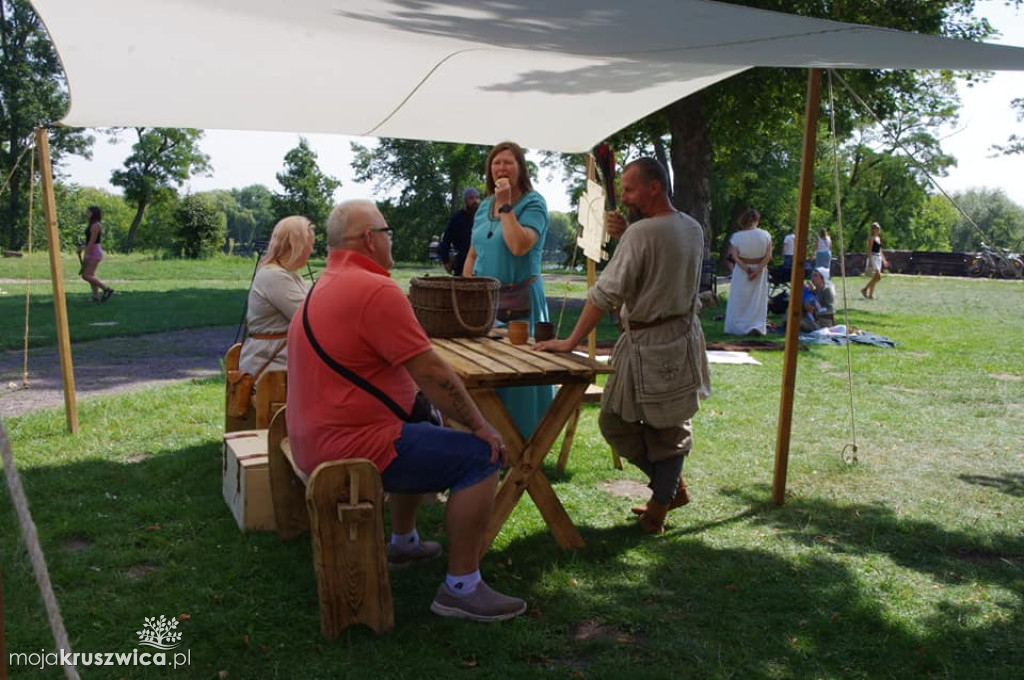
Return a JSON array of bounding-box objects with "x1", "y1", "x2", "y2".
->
[
  {"x1": 427, "y1": 235, "x2": 442, "y2": 264},
  {"x1": 781, "y1": 229, "x2": 795, "y2": 270},
  {"x1": 462, "y1": 141, "x2": 553, "y2": 440},
  {"x1": 861, "y1": 222, "x2": 887, "y2": 299},
  {"x1": 723, "y1": 208, "x2": 772, "y2": 336},
  {"x1": 815, "y1": 227, "x2": 833, "y2": 270},
  {"x1": 238, "y1": 215, "x2": 315, "y2": 376},
  {"x1": 533, "y1": 158, "x2": 709, "y2": 535},
  {"x1": 78, "y1": 206, "x2": 114, "y2": 303},
  {"x1": 440, "y1": 187, "x2": 480, "y2": 275}
]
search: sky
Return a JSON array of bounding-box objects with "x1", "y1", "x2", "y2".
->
[{"x1": 59, "y1": 1, "x2": 1024, "y2": 216}]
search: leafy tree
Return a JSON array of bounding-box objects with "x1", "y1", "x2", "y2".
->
[
  {"x1": 545, "y1": 1, "x2": 1009, "y2": 258},
  {"x1": 110, "y1": 127, "x2": 210, "y2": 252},
  {"x1": 173, "y1": 194, "x2": 225, "y2": 259},
  {"x1": 272, "y1": 138, "x2": 340, "y2": 252},
  {"x1": 909, "y1": 194, "x2": 958, "y2": 252},
  {"x1": 350, "y1": 139, "x2": 489, "y2": 262},
  {"x1": 0, "y1": 0, "x2": 93, "y2": 250},
  {"x1": 229, "y1": 184, "x2": 275, "y2": 245},
  {"x1": 992, "y1": 96, "x2": 1024, "y2": 155},
  {"x1": 948, "y1": 188, "x2": 1024, "y2": 253},
  {"x1": 132, "y1": 193, "x2": 181, "y2": 253}
]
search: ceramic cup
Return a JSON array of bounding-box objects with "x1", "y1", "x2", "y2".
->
[
  {"x1": 534, "y1": 321, "x2": 555, "y2": 342},
  {"x1": 507, "y1": 320, "x2": 529, "y2": 345}
]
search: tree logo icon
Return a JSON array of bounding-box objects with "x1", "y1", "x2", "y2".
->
[{"x1": 136, "y1": 615, "x2": 183, "y2": 650}]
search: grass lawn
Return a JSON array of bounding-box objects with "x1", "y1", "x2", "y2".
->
[{"x1": 1, "y1": 265, "x2": 1022, "y2": 679}]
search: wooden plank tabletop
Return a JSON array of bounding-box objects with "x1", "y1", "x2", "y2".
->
[{"x1": 431, "y1": 336, "x2": 598, "y2": 389}]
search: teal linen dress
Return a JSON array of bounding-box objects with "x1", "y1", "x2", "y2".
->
[{"x1": 471, "y1": 191, "x2": 554, "y2": 439}]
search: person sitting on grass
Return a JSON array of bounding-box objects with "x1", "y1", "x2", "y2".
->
[{"x1": 801, "y1": 267, "x2": 835, "y2": 331}]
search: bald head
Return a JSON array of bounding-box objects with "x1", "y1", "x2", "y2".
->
[
  {"x1": 326, "y1": 199, "x2": 379, "y2": 250},
  {"x1": 325, "y1": 198, "x2": 395, "y2": 271}
]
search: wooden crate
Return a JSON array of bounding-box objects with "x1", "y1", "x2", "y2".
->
[{"x1": 222, "y1": 430, "x2": 275, "y2": 532}]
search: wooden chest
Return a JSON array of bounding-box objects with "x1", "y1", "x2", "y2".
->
[{"x1": 222, "y1": 430, "x2": 275, "y2": 531}]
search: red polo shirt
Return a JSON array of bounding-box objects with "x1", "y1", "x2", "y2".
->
[{"x1": 286, "y1": 250, "x2": 432, "y2": 476}]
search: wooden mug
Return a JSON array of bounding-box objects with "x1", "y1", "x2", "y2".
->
[
  {"x1": 507, "y1": 320, "x2": 529, "y2": 345},
  {"x1": 534, "y1": 321, "x2": 555, "y2": 342}
]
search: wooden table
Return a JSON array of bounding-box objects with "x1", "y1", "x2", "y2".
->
[{"x1": 430, "y1": 336, "x2": 602, "y2": 554}]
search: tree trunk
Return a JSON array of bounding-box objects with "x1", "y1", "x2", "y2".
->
[
  {"x1": 6, "y1": 161, "x2": 24, "y2": 251},
  {"x1": 123, "y1": 200, "x2": 148, "y2": 252},
  {"x1": 667, "y1": 93, "x2": 713, "y2": 258}
]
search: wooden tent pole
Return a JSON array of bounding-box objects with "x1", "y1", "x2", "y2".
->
[
  {"x1": 35, "y1": 128, "x2": 79, "y2": 434},
  {"x1": 772, "y1": 68, "x2": 822, "y2": 506}
]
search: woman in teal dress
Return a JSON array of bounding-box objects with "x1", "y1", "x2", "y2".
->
[{"x1": 462, "y1": 141, "x2": 553, "y2": 440}]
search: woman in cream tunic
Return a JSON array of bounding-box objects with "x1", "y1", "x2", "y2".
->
[
  {"x1": 238, "y1": 216, "x2": 315, "y2": 375},
  {"x1": 723, "y1": 208, "x2": 772, "y2": 336}
]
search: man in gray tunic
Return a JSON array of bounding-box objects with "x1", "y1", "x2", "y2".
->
[{"x1": 534, "y1": 157, "x2": 710, "y2": 534}]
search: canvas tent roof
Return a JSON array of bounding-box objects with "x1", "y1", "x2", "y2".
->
[{"x1": 31, "y1": 0, "x2": 1024, "y2": 152}]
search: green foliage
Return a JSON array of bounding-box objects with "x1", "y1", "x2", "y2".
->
[
  {"x1": 173, "y1": 194, "x2": 225, "y2": 259},
  {"x1": 545, "y1": 210, "x2": 582, "y2": 266},
  {"x1": 0, "y1": 0, "x2": 93, "y2": 250},
  {"x1": 350, "y1": 139, "x2": 490, "y2": 262},
  {"x1": 272, "y1": 138, "x2": 339, "y2": 252},
  {"x1": 227, "y1": 184, "x2": 275, "y2": 245},
  {"x1": 110, "y1": 127, "x2": 210, "y2": 251},
  {"x1": 948, "y1": 187, "x2": 1024, "y2": 252},
  {"x1": 992, "y1": 96, "x2": 1024, "y2": 156},
  {"x1": 908, "y1": 193, "x2": 958, "y2": 251}
]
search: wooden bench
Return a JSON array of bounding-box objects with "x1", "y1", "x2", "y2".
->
[
  {"x1": 267, "y1": 407, "x2": 394, "y2": 637},
  {"x1": 224, "y1": 343, "x2": 288, "y2": 433}
]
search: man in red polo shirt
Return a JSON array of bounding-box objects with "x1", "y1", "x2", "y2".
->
[{"x1": 287, "y1": 199, "x2": 526, "y2": 622}]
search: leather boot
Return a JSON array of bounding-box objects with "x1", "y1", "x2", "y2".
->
[
  {"x1": 631, "y1": 476, "x2": 692, "y2": 515},
  {"x1": 638, "y1": 500, "x2": 669, "y2": 535}
]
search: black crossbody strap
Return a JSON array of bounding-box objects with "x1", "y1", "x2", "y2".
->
[{"x1": 301, "y1": 282, "x2": 412, "y2": 422}]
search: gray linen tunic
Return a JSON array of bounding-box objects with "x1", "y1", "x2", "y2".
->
[
  {"x1": 238, "y1": 265, "x2": 309, "y2": 375},
  {"x1": 589, "y1": 212, "x2": 711, "y2": 426}
]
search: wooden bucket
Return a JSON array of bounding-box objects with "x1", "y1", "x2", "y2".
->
[{"x1": 409, "y1": 276, "x2": 500, "y2": 338}]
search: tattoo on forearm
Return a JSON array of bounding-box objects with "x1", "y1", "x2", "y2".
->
[{"x1": 439, "y1": 377, "x2": 477, "y2": 427}]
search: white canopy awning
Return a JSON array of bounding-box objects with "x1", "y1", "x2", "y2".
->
[{"x1": 31, "y1": 0, "x2": 1024, "y2": 152}]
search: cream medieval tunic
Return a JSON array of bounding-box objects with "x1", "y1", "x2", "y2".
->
[
  {"x1": 589, "y1": 212, "x2": 711, "y2": 427},
  {"x1": 238, "y1": 265, "x2": 309, "y2": 375}
]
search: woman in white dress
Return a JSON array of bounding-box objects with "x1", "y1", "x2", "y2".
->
[
  {"x1": 724, "y1": 208, "x2": 773, "y2": 336},
  {"x1": 238, "y1": 216, "x2": 315, "y2": 375}
]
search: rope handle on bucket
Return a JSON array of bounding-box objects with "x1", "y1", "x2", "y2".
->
[{"x1": 449, "y1": 279, "x2": 496, "y2": 333}]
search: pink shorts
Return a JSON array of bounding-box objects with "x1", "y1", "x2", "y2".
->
[{"x1": 84, "y1": 244, "x2": 104, "y2": 261}]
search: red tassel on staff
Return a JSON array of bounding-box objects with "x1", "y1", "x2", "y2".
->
[{"x1": 592, "y1": 143, "x2": 617, "y2": 211}]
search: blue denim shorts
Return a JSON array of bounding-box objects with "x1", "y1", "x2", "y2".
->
[{"x1": 380, "y1": 422, "x2": 500, "y2": 494}]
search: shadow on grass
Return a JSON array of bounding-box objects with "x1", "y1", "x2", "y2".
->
[
  {"x1": 958, "y1": 472, "x2": 1024, "y2": 499},
  {"x1": 3, "y1": 445, "x2": 1021, "y2": 679}
]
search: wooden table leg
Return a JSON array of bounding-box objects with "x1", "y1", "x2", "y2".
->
[
  {"x1": 477, "y1": 383, "x2": 588, "y2": 553},
  {"x1": 557, "y1": 406, "x2": 581, "y2": 471}
]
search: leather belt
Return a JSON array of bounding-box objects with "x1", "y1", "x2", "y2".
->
[
  {"x1": 250, "y1": 332, "x2": 288, "y2": 340},
  {"x1": 618, "y1": 314, "x2": 685, "y2": 332}
]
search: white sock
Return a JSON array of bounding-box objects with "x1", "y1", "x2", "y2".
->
[
  {"x1": 390, "y1": 528, "x2": 419, "y2": 551},
  {"x1": 445, "y1": 570, "x2": 481, "y2": 595}
]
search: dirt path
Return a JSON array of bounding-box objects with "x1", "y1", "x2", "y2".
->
[
  {"x1": 0, "y1": 296, "x2": 591, "y2": 419},
  {"x1": 0, "y1": 326, "x2": 238, "y2": 419}
]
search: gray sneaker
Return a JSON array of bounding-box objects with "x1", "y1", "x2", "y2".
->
[
  {"x1": 386, "y1": 540, "x2": 442, "y2": 569},
  {"x1": 429, "y1": 581, "x2": 527, "y2": 622}
]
